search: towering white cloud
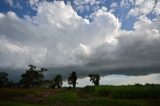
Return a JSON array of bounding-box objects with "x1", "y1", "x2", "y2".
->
[{"x1": 0, "y1": 1, "x2": 160, "y2": 76}]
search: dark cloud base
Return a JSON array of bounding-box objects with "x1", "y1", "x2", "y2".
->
[{"x1": 1, "y1": 66, "x2": 160, "y2": 82}]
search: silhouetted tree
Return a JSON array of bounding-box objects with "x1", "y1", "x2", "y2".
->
[
  {"x1": 88, "y1": 74, "x2": 100, "y2": 86},
  {"x1": 0, "y1": 72, "x2": 9, "y2": 87},
  {"x1": 51, "y1": 74, "x2": 63, "y2": 88},
  {"x1": 68, "y1": 72, "x2": 77, "y2": 88},
  {"x1": 19, "y1": 65, "x2": 47, "y2": 88}
]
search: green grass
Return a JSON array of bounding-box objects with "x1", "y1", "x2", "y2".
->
[
  {"x1": 79, "y1": 99, "x2": 152, "y2": 106},
  {"x1": 0, "y1": 85, "x2": 160, "y2": 106},
  {"x1": 83, "y1": 85, "x2": 160, "y2": 99},
  {"x1": 0, "y1": 88, "x2": 55, "y2": 99},
  {"x1": 1, "y1": 99, "x2": 160, "y2": 106},
  {"x1": 0, "y1": 101, "x2": 45, "y2": 106},
  {"x1": 46, "y1": 91, "x2": 79, "y2": 103}
]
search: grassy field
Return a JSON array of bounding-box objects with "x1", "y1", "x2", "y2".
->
[{"x1": 0, "y1": 85, "x2": 160, "y2": 106}]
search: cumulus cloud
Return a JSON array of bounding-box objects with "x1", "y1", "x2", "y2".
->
[
  {"x1": 110, "y1": 2, "x2": 118, "y2": 12},
  {"x1": 73, "y1": 0, "x2": 103, "y2": 14},
  {"x1": 127, "y1": 0, "x2": 160, "y2": 17},
  {"x1": 153, "y1": 0, "x2": 160, "y2": 15},
  {"x1": 120, "y1": 0, "x2": 134, "y2": 8},
  {"x1": 4, "y1": 0, "x2": 23, "y2": 9},
  {"x1": 28, "y1": 0, "x2": 42, "y2": 7},
  {"x1": 0, "y1": 1, "x2": 160, "y2": 79}
]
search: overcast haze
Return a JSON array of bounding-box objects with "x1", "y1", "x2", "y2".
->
[{"x1": 0, "y1": 0, "x2": 160, "y2": 83}]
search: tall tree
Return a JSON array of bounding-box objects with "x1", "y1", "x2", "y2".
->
[
  {"x1": 0, "y1": 72, "x2": 9, "y2": 87},
  {"x1": 51, "y1": 74, "x2": 63, "y2": 88},
  {"x1": 19, "y1": 65, "x2": 47, "y2": 88},
  {"x1": 68, "y1": 72, "x2": 77, "y2": 88},
  {"x1": 88, "y1": 74, "x2": 100, "y2": 86}
]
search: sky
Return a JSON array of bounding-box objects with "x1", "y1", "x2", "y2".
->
[
  {"x1": 0, "y1": 0, "x2": 160, "y2": 84},
  {"x1": 63, "y1": 73, "x2": 160, "y2": 87}
]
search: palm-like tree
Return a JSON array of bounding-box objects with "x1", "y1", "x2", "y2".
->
[
  {"x1": 88, "y1": 74, "x2": 100, "y2": 86},
  {"x1": 68, "y1": 72, "x2": 77, "y2": 88}
]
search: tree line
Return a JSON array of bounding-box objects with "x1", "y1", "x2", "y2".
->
[{"x1": 0, "y1": 65, "x2": 100, "y2": 88}]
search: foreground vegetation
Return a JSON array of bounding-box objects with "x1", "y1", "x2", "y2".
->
[
  {"x1": 1, "y1": 65, "x2": 160, "y2": 105},
  {"x1": 0, "y1": 84, "x2": 160, "y2": 106}
]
